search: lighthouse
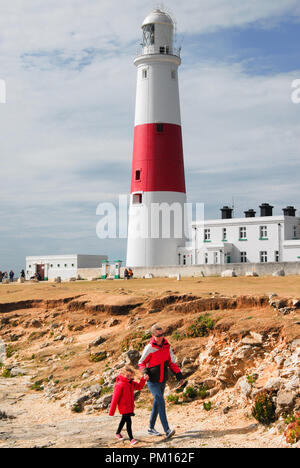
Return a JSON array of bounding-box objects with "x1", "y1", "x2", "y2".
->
[{"x1": 126, "y1": 9, "x2": 187, "y2": 267}]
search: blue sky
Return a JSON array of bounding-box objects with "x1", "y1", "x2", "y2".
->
[{"x1": 0, "y1": 0, "x2": 300, "y2": 273}]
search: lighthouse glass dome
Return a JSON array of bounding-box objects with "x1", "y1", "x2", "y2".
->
[{"x1": 140, "y1": 9, "x2": 177, "y2": 56}]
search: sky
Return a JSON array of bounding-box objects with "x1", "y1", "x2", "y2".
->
[{"x1": 0, "y1": 0, "x2": 300, "y2": 272}]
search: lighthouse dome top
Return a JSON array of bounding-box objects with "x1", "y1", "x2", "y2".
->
[{"x1": 142, "y1": 9, "x2": 174, "y2": 28}]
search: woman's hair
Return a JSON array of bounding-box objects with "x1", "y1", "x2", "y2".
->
[
  {"x1": 121, "y1": 364, "x2": 136, "y2": 377},
  {"x1": 150, "y1": 323, "x2": 163, "y2": 335}
]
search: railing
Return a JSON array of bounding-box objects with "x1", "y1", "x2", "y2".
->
[{"x1": 135, "y1": 45, "x2": 181, "y2": 58}]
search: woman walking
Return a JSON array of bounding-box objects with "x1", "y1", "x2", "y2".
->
[{"x1": 138, "y1": 324, "x2": 185, "y2": 439}]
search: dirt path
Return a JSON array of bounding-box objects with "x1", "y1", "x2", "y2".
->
[{"x1": 0, "y1": 376, "x2": 287, "y2": 449}]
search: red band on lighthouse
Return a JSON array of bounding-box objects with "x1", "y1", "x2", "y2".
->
[{"x1": 131, "y1": 123, "x2": 186, "y2": 193}]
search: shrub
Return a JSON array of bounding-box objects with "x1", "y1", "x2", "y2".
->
[
  {"x1": 184, "y1": 386, "x2": 198, "y2": 399},
  {"x1": 247, "y1": 374, "x2": 258, "y2": 386},
  {"x1": 30, "y1": 380, "x2": 44, "y2": 391},
  {"x1": 167, "y1": 394, "x2": 180, "y2": 405},
  {"x1": 6, "y1": 346, "x2": 15, "y2": 358},
  {"x1": 99, "y1": 378, "x2": 105, "y2": 385},
  {"x1": 100, "y1": 386, "x2": 113, "y2": 396},
  {"x1": 284, "y1": 413, "x2": 300, "y2": 445},
  {"x1": 1, "y1": 368, "x2": 13, "y2": 378},
  {"x1": 89, "y1": 351, "x2": 107, "y2": 363},
  {"x1": 198, "y1": 385, "x2": 208, "y2": 399},
  {"x1": 203, "y1": 401, "x2": 212, "y2": 411},
  {"x1": 72, "y1": 405, "x2": 83, "y2": 413},
  {"x1": 172, "y1": 331, "x2": 182, "y2": 341},
  {"x1": 252, "y1": 390, "x2": 276, "y2": 425},
  {"x1": 186, "y1": 314, "x2": 216, "y2": 338}
]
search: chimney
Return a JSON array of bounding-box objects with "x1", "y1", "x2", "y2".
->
[
  {"x1": 244, "y1": 209, "x2": 256, "y2": 218},
  {"x1": 283, "y1": 206, "x2": 296, "y2": 217},
  {"x1": 260, "y1": 203, "x2": 274, "y2": 217},
  {"x1": 221, "y1": 206, "x2": 233, "y2": 219}
]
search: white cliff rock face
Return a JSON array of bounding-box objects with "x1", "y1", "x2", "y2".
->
[{"x1": 0, "y1": 340, "x2": 5, "y2": 364}]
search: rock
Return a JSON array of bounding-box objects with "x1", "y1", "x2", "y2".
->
[
  {"x1": 221, "y1": 270, "x2": 237, "y2": 278},
  {"x1": 276, "y1": 391, "x2": 297, "y2": 416},
  {"x1": 10, "y1": 367, "x2": 25, "y2": 377},
  {"x1": 232, "y1": 346, "x2": 253, "y2": 360},
  {"x1": 278, "y1": 307, "x2": 294, "y2": 315},
  {"x1": 269, "y1": 293, "x2": 278, "y2": 300},
  {"x1": 270, "y1": 299, "x2": 287, "y2": 310},
  {"x1": 0, "y1": 339, "x2": 5, "y2": 364},
  {"x1": 147, "y1": 309, "x2": 160, "y2": 314},
  {"x1": 88, "y1": 336, "x2": 106, "y2": 348},
  {"x1": 89, "y1": 385, "x2": 102, "y2": 398},
  {"x1": 272, "y1": 270, "x2": 285, "y2": 277},
  {"x1": 31, "y1": 320, "x2": 42, "y2": 328},
  {"x1": 108, "y1": 318, "x2": 120, "y2": 327},
  {"x1": 274, "y1": 356, "x2": 285, "y2": 368},
  {"x1": 97, "y1": 393, "x2": 113, "y2": 409},
  {"x1": 200, "y1": 378, "x2": 219, "y2": 390},
  {"x1": 292, "y1": 299, "x2": 300, "y2": 308},
  {"x1": 181, "y1": 357, "x2": 193, "y2": 367},
  {"x1": 250, "y1": 331, "x2": 263, "y2": 343},
  {"x1": 53, "y1": 335, "x2": 65, "y2": 342},
  {"x1": 246, "y1": 272, "x2": 259, "y2": 277},
  {"x1": 207, "y1": 387, "x2": 220, "y2": 397},
  {"x1": 124, "y1": 350, "x2": 141, "y2": 367},
  {"x1": 283, "y1": 376, "x2": 300, "y2": 392},
  {"x1": 237, "y1": 377, "x2": 252, "y2": 398},
  {"x1": 40, "y1": 342, "x2": 50, "y2": 349},
  {"x1": 69, "y1": 278, "x2": 77, "y2": 282},
  {"x1": 17, "y1": 278, "x2": 25, "y2": 283},
  {"x1": 217, "y1": 364, "x2": 236, "y2": 385},
  {"x1": 2, "y1": 279, "x2": 10, "y2": 284},
  {"x1": 223, "y1": 406, "x2": 231, "y2": 414},
  {"x1": 290, "y1": 339, "x2": 300, "y2": 351},
  {"x1": 241, "y1": 336, "x2": 263, "y2": 347},
  {"x1": 54, "y1": 277, "x2": 61, "y2": 283},
  {"x1": 264, "y1": 377, "x2": 283, "y2": 392}
]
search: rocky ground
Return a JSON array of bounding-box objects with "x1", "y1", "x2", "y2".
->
[{"x1": 0, "y1": 278, "x2": 299, "y2": 448}]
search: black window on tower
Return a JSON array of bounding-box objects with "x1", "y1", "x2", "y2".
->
[
  {"x1": 135, "y1": 170, "x2": 141, "y2": 181},
  {"x1": 156, "y1": 123, "x2": 164, "y2": 133}
]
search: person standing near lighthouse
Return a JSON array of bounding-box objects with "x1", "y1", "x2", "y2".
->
[{"x1": 127, "y1": 9, "x2": 187, "y2": 267}]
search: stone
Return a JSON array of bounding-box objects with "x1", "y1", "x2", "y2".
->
[
  {"x1": 245, "y1": 272, "x2": 259, "y2": 277},
  {"x1": 10, "y1": 366, "x2": 25, "y2": 377},
  {"x1": 274, "y1": 356, "x2": 285, "y2": 368},
  {"x1": 69, "y1": 278, "x2": 76, "y2": 282},
  {"x1": 278, "y1": 307, "x2": 293, "y2": 315},
  {"x1": 223, "y1": 406, "x2": 231, "y2": 414},
  {"x1": 272, "y1": 270, "x2": 285, "y2": 277},
  {"x1": 221, "y1": 270, "x2": 237, "y2": 278},
  {"x1": 290, "y1": 339, "x2": 300, "y2": 351},
  {"x1": 237, "y1": 377, "x2": 252, "y2": 398},
  {"x1": 269, "y1": 293, "x2": 278, "y2": 300},
  {"x1": 264, "y1": 377, "x2": 283, "y2": 391},
  {"x1": 250, "y1": 331, "x2": 263, "y2": 343},
  {"x1": 241, "y1": 336, "x2": 263, "y2": 347},
  {"x1": 89, "y1": 385, "x2": 102, "y2": 398},
  {"x1": 88, "y1": 336, "x2": 106, "y2": 348},
  {"x1": 17, "y1": 278, "x2": 25, "y2": 283},
  {"x1": 53, "y1": 335, "x2": 65, "y2": 342},
  {"x1": 108, "y1": 318, "x2": 120, "y2": 327},
  {"x1": 147, "y1": 309, "x2": 160, "y2": 314},
  {"x1": 276, "y1": 391, "x2": 297, "y2": 416},
  {"x1": 292, "y1": 299, "x2": 300, "y2": 308},
  {"x1": 54, "y1": 277, "x2": 61, "y2": 283},
  {"x1": 283, "y1": 376, "x2": 300, "y2": 392},
  {"x1": 97, "y1": 393, "x2": 113, "y2": 409},
  {"x1": 200, "y1": 378, "x2": 219, "y2": 390},
  {"x1": 31, "y1": 319, "x2": 42, "y2": 328},
  {"x1": 270, "y1": 299, "x2": 287, "y2": 310},
  {"x1": 232, "y1": 346, "x2": 253, "y2": 360},
  {"x1": 125, "y1": 349, "x2": 141, "y2": 367},
  {"x1": 0, "y1": 339, "x2": 5, "y2": 364}
]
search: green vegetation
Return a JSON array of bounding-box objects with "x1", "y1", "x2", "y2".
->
[
  {"x1": 184, "y1": 386, "x2": 198, "y2": 399},
  {"x1": 121, "y1": 330, "x2": 152, "y2": 352},
  {"x1": 198, "y1": 385, "x2": 208, "y2": 399},
  {"x1": 100, "y1": 386, "x2": 113, "y2": 396},
  {"x1": 252, "y1": 391, "x2": 276, "y2": 425},
  {"x1": 90, "y1": 351, "x2": 107, "y2": 363},
  {"x1": 72, "y1": 405, "x2": 83, "y2": 413},
  {"x1": 167, "y1": 394, "x2": 180, "y2": 405},
  {"x1": 6, "y1": 346, "x2": 15, "y2": 358},
  {"x1": 30, "y1": 380, "x2": 44, "y2": 391},
  {"x1": 1, "y1": 368, "x2": 13, "y2": 378},
  {"x1": 203, "y1": 401, "x2": 212, "y2": 411},
  {"x1": 99, "y1": 378, "x2": 105, "y2": 385},
  {"x1": 246, "y1": 374, "x2": 258, "y2": 386},
  {"x1": 284, "y1": 413, "x2": 300, "y2": 445},
  {"x1": 186, "y1": 314, "x2": 216, "y2": 338}
]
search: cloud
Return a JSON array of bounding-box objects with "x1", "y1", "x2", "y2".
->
[{"x1": 0, "y1": 0, "x2": 300, "y2": 271}]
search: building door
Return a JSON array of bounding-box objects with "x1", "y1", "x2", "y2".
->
[
  {"x1": 227, "y1": 255, "x2": 231, "y2": 264},
  {"x1": 36, "y1": 264, "x2": 45, "y2": 280}
]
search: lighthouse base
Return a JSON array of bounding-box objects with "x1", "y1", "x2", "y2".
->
[{"x1": 126, "y1": 191, "x2": 187, "y2": 267}]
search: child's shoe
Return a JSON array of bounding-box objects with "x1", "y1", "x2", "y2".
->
[
  {"x1": 115, "y1": 433, "x2": 123, "y2": 440},
  {"x1": 130, "y1": 438, "x2": 138, "y2": 446}
]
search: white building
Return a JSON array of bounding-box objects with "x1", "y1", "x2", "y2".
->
[
  {"x1": 179, "y1": 204, "x2": 300, "y2": 266},
  {"x1": 25, "y1": 254, "x2": 108, "y2": 281}
]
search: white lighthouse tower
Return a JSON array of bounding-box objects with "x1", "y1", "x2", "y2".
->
[{"x1": 126, "y1": 9, "x2": 187, "y2": 267}]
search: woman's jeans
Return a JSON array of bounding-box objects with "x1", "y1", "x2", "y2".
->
[{"x1": 147, "y1": 381, "x2": 169, "y2": 433}]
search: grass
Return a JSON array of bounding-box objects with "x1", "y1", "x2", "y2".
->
[
  {"x1": 1, "y1": 368, "x2": 13, "y2": 378},
  {"x1": 89, "y1": 351, "x2": 107, "y2": 363}
]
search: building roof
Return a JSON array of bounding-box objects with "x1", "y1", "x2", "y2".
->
[{"x1": 142, "y1": 9, "x2": 173, "y2": 27}]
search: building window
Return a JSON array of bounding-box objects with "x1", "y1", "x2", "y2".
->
[
  {"x1": 57, "y1": 264, "x2": 60, "y2": 267},
  {"x1": 293, "y1": 225, "x2": 297, "y2": 238},
  {"x1": 183, "y1": 255, "x2": 186, "y2": 265},
  {"x1": 50, "y1": 264, "x2": 53, "y2": 268},
  {"x1": 239, "y1": 227, "x2": 247, "y2": 239},
  {"x1": 275, "y1": 251, "x2": 279, "y2": 262},
  {"x1": 222, "y1": 228, "x2": 227, "y2": 241},
  {"x1": 29, "y1": 265, "x2": 31, "y2": 268},
  {"x1": 241, "y1": 252, "x2": 247, "y2": 263},
  {"x1": 260, "y1": 226, "x2": 268, "y2": 238},
  {"x1": 142, "y1": 69, "x2": 148, "y2": 79},
  {"x1": 214, "y1": 252, "x2": 218, "y2": 264},
  {"x1": 204, "y1": 229, "x2": 211, "y2": 241},
  {"x1": 156, "y1": 123, "x2": 164, "y2": 133},
  {"x1": 205, "y1": 253, "x2": 208, "y2": 264},
  {"x1": 260, "y1": 251, "x2": 267, "y2": 263},
  {"x1": 71, "y1": 264, "x2": 75, "y2": 267},
  {"x1": 64, "y1": 264, "x2": 67, "y2": 268},
  {"x1": 171, "y1": 70, "x2": 176, "y2": 80},
  {"x1": 142, "y1": 24, "x2": 155, "y2": 46},
  {"x1": 132, "y1": 193, "x2": 142, "y2": 204},
  {"x1": 135, "y1": 170, "x2": 141, "y2": 181}
]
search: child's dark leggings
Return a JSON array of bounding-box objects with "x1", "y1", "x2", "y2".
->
[{"x1": 117, "y1": 414, "x2": 133, "y2": 440}]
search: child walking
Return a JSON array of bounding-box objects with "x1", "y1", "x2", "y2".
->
[{"x1": 109, "y1": 365, "x2": 146, "y2": 445}]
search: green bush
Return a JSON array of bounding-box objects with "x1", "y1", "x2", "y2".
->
[
  {"x1": 30, "y1": 380, "x2": 44, "y2": 391},
  {"x1": 1, "y1": 368, "x2": 13, "y2": 378},
  {"x1": 252, "y1": 390, "x2": 276, "y2": 425},
  {"x1": 184, "y1": 386, "x2": 198, "y2": 399},
  {"x1": 172, "y1": 331, "x2": 182, "y2": 341},
  {"x1": 6, "y1": 346, "x2": 15, "y2": 358},
  {"x1": 89, "y1": 351, "x2": 107, "y2": 363},
  {"x1": 198, "y1": 385, "x2": 208, "y2": 399},
  {"x1": 203, "y1": 401, "x2": 212, "y2": 411},
  {"x1": 167, "y1": 394, "x2": 180, "y2": 405},
  {"x1": 186, "y1": 314, "x2": 216, "y2": 338}
]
